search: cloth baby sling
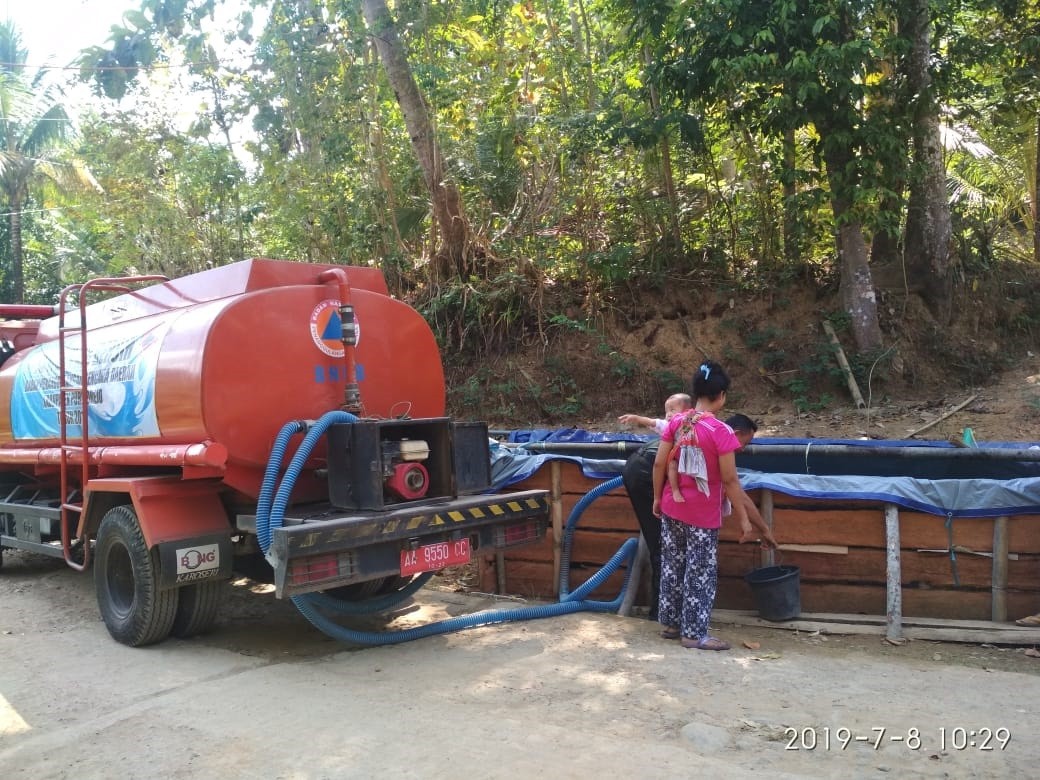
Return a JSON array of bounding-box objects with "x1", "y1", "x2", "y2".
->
[{"x1": 670, "y1": 411, "x2": 711, "y2": 497}]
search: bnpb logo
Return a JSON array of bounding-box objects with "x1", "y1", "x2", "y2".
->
[{"x1": 310, "y1": 299, "x2": 358, "y2": 358}]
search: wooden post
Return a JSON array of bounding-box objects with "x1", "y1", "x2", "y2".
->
[
  {"x1": 884, "y1": 503, "x2": 903, "y2": 641},
  {"x1": 761, "y1": 489, "x2": 775, "y2": 568},
  {"x1": 495, "y1": 550, "x2": 506, "y2": 595},
  {"x1": 822, "y1": 320, "x2": 866, "y2": 409},
  {"x1": 991, "y1": 515, "x2": 1009, "y2": 622},
  {"x1": 618, "y1": 534, "x2": 648, "y2": 617},
  {"x1": 551, "y1": 461, "x2": 563, "y2": 598}
]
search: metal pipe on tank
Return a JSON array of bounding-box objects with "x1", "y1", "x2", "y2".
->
[
  {"x1": 0, "y1": 305, "x2": 58, "y2": 318},
  {"x1": 318, "y1": 268, "x2": 362, "y2": 413},
  {"x1": 0, "y1": 441, "x2": 228, "y2": 468}
]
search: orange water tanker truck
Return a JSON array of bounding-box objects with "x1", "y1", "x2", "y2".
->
[{"x1": 0, "y1": 259, "x2": 550, "y2": 646}]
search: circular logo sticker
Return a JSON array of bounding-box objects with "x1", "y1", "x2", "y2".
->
[{"x1": 310, "y1": 299, "x2": 350, "y2": 357}]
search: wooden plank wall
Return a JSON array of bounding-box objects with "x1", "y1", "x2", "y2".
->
[
  {"x1": 481, "y1": 461, "x2": 1040, "y2": 621},
  {"x1": 479, "y1": 462, "x2": 640, "y2": 602}
]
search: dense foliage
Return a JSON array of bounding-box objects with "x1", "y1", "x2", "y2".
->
[{"x1": 2, "y1": 0, "x2": 1040, "y2": 355}]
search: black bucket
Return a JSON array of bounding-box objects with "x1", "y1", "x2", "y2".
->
[{"x1": 744, "y1": 565, "x2": 801, "y2": 621}]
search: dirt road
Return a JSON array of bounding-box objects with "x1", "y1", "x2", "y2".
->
[{"x1": 2, "y1": 549, "x2": 1039, "y2": 779}]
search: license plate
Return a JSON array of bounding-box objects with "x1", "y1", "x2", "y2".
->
[{"x1": 400, "y1": 538, "x2": 471, "y2": 575}]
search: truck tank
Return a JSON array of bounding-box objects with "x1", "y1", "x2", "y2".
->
[
  {"x1": 0, "y1": 259, "x2": 555, "y2": 648},
  {"x1": 0, "y1": 259, "x2": 446, "y2": 479}
]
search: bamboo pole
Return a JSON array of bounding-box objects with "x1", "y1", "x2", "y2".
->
[
  {"x1": 822, "y1": 320, "x2": 866, "y2": 409},
  {"x1": 777, "y1": 544, "x2": 849, "y2": 554},
  {"x1": 906, "y1": 394, "x2": 978, "y2": 438},
  {"x1": 991, "y1": 515, "x2": 1009, "y2": 622},
  {"x1": 761, "y1": 489, "x2": 775, "y2": 568},
  {"x1": 711, "y1": 609, "x2": 1040, "y2": 644}
]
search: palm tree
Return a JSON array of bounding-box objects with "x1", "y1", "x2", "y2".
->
[{"x1": 0, "y1": 20, "x2": 94, "y2": 302}]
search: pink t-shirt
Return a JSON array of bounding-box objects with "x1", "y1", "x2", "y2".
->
[{"x1": 659, "y1": 411, "x2": 741, "y2": 528}]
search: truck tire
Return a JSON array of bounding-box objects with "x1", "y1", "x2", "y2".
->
[
  {"x1": 94, "y1": 505, "x2": 179, "y2": 647},
  {"x1": 325, "y1": 578, "x2": 384, "y2": 601},
  {"x1": 377, "y1": 575, "x2": 412, "y2": 594},
  {"x1": 171, "y1": 581, "x2": 223, "y2": 638}
]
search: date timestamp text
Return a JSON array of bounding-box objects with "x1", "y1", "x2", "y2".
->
[{"x1": 784, "y1": 726, "x2": 1011, "y2": 751}]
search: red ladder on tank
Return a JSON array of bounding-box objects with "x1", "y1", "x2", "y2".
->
[{"x1": 56, "y1": 275, "x2": 168, "y2": 571}]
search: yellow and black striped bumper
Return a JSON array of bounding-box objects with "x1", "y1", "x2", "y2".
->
[{"x1": 272, "y1": 489, "x2": 550, "y2": 557}]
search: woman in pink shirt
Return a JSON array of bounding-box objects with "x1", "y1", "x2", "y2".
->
[{"x1": 651, "y1": 361, "x2": 752, "y2": 650}]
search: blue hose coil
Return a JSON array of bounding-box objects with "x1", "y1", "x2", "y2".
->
[
  {"x1": 305, "y1": 572, "x2": 434, "y2": 615},
  {"x1": 559, "y1": 476, "x2": 624, "y2": 599},
  {"x1": 255, "y1": 412, "x2": 639, "y2": 645},
  {"x1": 255, "y1": 419, "x2": 308, "y2": 554},
  {"x1": 258, "y1": 411, "x2": 358, "y2": 559}
]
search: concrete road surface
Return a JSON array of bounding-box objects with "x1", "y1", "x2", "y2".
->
[{"x1": 2, "y1": 549, "x2": 1039, "y2": 779}]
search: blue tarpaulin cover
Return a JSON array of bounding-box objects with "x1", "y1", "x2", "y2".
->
[
  {"x1": 736, "y1": 470, "x2": 1040, "y2": 518},
  {"x1": 494, "y1": 429, "x2": 1040, "y2": 519},
  {"x1": 490, "y1": 440, "x2": 626, "y2": 488}
]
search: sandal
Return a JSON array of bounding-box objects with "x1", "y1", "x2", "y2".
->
[
  {"x1": 660, "y1": 627, "x2": 680, "y2": 640},
  {"x1": 681, "y1": 635, "x2": 730, "y2": 651},
  {"x1": 1015, "y1": 613, "x2": 1040, "y2": 626}
]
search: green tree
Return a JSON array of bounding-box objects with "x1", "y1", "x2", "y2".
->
[
  {"x1": 81, "y1": 0, "x2": 487, "y2": 280},
  {"x1": 900, "y1": 0, "x2": 954, "y2": 322},
  {"x1": 635, "y1": 0, "x2": 891, "y2": 350},
  {"x1": 243, "y1": 0, "x2": 381, "y2": 265},
  {"x1": 71, "y1": 104, "x2": 256, "y2": 277},
  {"x1": 952, "y1": 0, "x2": 1040, "y2": 266},
  {"x1": 361, "y1": 0, "x2": 476, "y2": 280},
  {"x1": 0, "y1": 20, "x2": 94, "y2": 302}
]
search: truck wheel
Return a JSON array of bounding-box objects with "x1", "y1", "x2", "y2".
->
[
  {"x1": 94, "y1": 505, "x2": 179, "y2": 647},
  {"x1": 377, "y1": 575, "x2": 412, "y2": 594},
  {"x1": 171, "y1": 581, "x2": 223, "y2": 638},
  {"x1": 325, "y1": 578, "x2": 384, "y2": 601}
]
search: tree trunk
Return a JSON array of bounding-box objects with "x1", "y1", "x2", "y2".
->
[
  {"x1": 835, "y1": 221, "x2": 882, "y2": 352},
  {"x1": 870, "y1": 14, "x2": 906, "y2": 269},
  {"x1": 782, "y1": 129, "x2": 799, "y2": 266},
  {"x1": 1034, "y1": 112, "x2": 1040, "y2": 265},
  {"x1": 822, "y1": 145, "x2": 883, "y2": 352},
  {"x1": 360, "y1": 0, "x2": 471, "y2": 281},
  {"x1": 901, "y1": 0, "x2": 953, "y2": 322},
  {"x1": 645, "y1": 48, "x2": 681, "y2": 248},
  {"x1": 363, "y1": 40, "x2": 405, "y2": 259},
  {"x1": 208, "y1": 83, "x2": 246, "y2": 262},
  {"x1": 572, "y1": 0, "x2": 595, "y2": 109},
  {"x1": 8, "y1": 198, "x2": 23, "y2": 303},
  {"x1": 871, "y1": 189, "x2": 904, "y2": 268}
]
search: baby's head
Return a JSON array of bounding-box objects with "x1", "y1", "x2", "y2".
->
[
  {"x1": 663, "y1": 393, "x2": 693, "y2": 420},
  {"x1": 725, "y1": 413, "x2": 758, "y2": 450}
]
